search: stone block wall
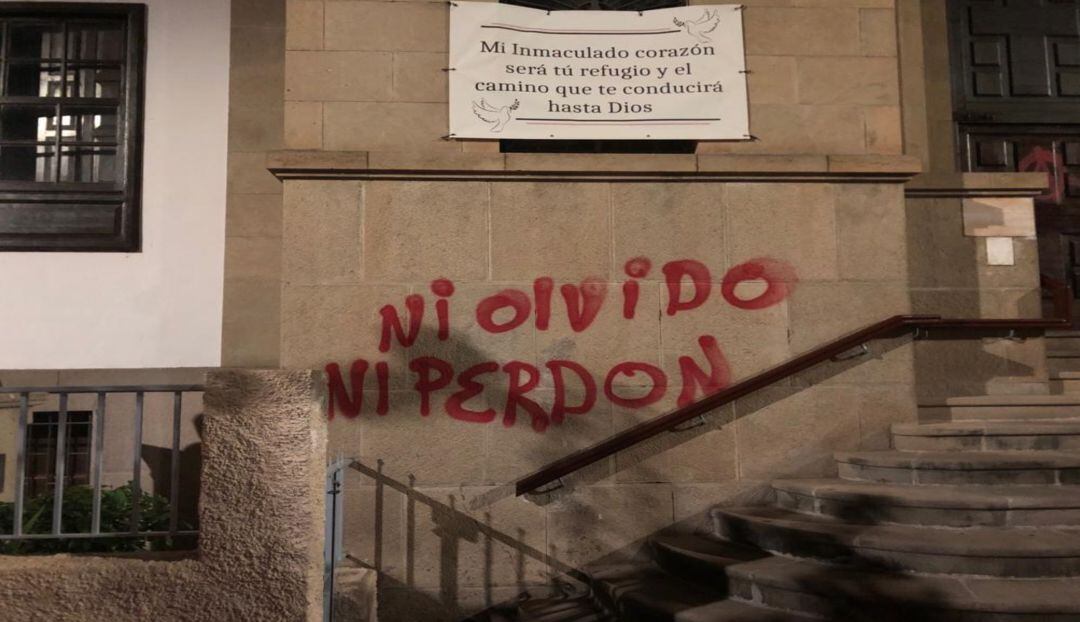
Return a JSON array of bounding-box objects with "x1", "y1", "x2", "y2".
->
[
  {"x1": 223, "y1": 0, "x2": 288, "y2": 368},
  {"x1": 257, "y1": 0, "x2": 1046, "y2": 619},
  {"x1": 282, "y1": 0, "x2": 902, "y2": 156},
  {"x1": 278, "y1": 173, "x2": 918, "y2": 619}
]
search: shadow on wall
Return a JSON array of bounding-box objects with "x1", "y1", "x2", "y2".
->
[
  {"x1": 348, "y1": 458, "x2": 953, "y2": 621},
  {"x1": 346, "y1": 460, "x2": 585, "y2": 622},
  {"x1": 142, "y1": 413, "x2": 204, "y2": 536},
  {"x1": 338, "y1": 328, "x2": 990, "y2": 621},
  {"x1": 905, "y1": 197, "x2": 1046, "y2": 401}
]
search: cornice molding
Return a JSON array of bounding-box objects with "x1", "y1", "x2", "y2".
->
[{"x1": 267, "y1": 151, "x2": 923, "y2": 184}]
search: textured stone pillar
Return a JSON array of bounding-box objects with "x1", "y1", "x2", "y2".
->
[
  {"x1": 200, "y1": 369, "x2": 328, "y2": 620},
  {"x1": 0, "y1": 369, "x2": 330, "y2": 621}
]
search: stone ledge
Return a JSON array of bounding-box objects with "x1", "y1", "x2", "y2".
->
[
  {"x1": 906, "y1": 172, "x2": 1049, "y2": 198},
  {"x1": 267, "y1": 150, "x2": 922, "y2": 182}
]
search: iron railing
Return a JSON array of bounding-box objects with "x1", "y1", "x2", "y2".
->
[
  {"x1": 324, "y1": 457, "x2": 350, "y2": 622},
  {"x1": 0, "y1": 384, "x2": 203, "y2": 542}
]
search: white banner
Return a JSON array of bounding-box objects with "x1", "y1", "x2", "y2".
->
[{"x1": 448, "y1": 1, "x2": 749, "y2": 140}]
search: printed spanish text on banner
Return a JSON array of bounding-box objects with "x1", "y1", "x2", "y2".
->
[{"x1": 448, "y1": 1, "x2": 750, "y2": 140}]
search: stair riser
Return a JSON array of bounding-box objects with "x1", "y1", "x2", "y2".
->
[
  {"x1": 838, "y1": 462, "x2": 1080, "y2": 486},
  {"x1": 933, "y1": 406, "x2": 1080, "y2": 420},
  {"x1": 1046, "y1": 336, "x2": 1080, "y2": 353},
  {"x1": 730, "y1": 578, "x2": 1080, "y2": 622},
  {"x1": 893, "y1": 434, "x2": 1080, "y2": 452},
  {"x1": 713, "y1": 514, "x2": 1080, "y2": 577},
  {"x1": 1049, "y1": 358, "x2": 1080, "y2": 375},
  {"x1": 775, "y1": 490, "x2": 1080, "y2": 527},
  {"x1": 1049, "y1": 380, "x2": 1080, "y2": 394}
]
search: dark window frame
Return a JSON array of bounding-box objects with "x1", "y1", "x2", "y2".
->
[
  {"x1": 497, "y1": 0, "x2": 695, "y2": 154},
  {"x1": 0, "y1": 2, "x2": 146, "y2": 252},
  {"x1": 24, "y1": 410, "x2": 92, "y2": 498}
]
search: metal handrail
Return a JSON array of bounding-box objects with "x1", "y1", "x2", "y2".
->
[
  {"x1": 0, "y1": 384, "x2": 204, "y2": 543},
  {"x1": 513, "y1": 314, "x2": 1066, "y2": 496},
  {"x1": 1041, "y1": 272, "x2": 1073, "y2": 327}
]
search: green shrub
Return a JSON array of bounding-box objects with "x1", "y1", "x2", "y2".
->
[{"x1": 0, "y1": 483, "x2": 184, "y2": 554}]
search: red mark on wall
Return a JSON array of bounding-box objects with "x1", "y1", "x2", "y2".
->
[
  {"x1": 326, "y1": 257, "x2": 797, "y2": 431},
  {"x1": 721, "y1": 258, "x2": 798, "y2": 311},
  {"x1": 1018, "y1": 145, "x2": 1065, "y2": 205}
]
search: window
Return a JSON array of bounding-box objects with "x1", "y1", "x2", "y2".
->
[
  {"x1": 24, "y1": 411, "x2": 92, "y2": 498},
  {"x1": 498, "y1": 0, "x2": 693, "y2": 154},
  {"x1": 0, "y1": 3, "x2": 145, "y2": 252}
]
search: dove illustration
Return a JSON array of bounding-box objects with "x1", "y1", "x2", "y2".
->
[
  {"x1": 673, "y1": 10, "x2": 721, "y2": 43},
  {"x1": 472, "y1": 98, "x2": 519, "y2": 133}
]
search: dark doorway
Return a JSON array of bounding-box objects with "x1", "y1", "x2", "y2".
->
[{"x1": 948, "y1": 0, "x2": 1080, "y2": 323}]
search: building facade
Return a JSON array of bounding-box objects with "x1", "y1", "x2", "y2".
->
[{"x1": 2, "y1": 0, "x2": 1076, "y2": 620}]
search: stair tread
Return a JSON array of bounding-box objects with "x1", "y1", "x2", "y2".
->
[
  {"x1": 835, "y1": 449, "x2": 1080, "y2": 469},
  {"x1": 773, "y1": 478, "x2": 1080, "y2": 509},
  {"x1": 1051, "y1": 371, "x2": 1080, "y2": 379},
  {"x1": 590, "y1": 561, "x2": 810, "y2": 621},
  {"x1": 518, "y1": 597, "x2": 606, "y2": 622},
  {"x1": 892, "y1": 420, "x2": 1080, "y2": 436},
  {"x1": 922, "y1": 394, "x2": 1080, "y2": 406},
  {"x1": 727, "y1": 555, "x2": 1080, "y2": 613},
  {"x1": 714, "y1": 506, "x2": 1080, "y2": 558}
]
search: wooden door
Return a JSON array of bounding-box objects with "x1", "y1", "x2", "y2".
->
[{"x1": 949, "y1": 0, "x2": 1080, "y2": 323}]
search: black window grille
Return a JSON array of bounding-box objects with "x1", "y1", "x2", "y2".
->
[
  {"x1": 24, "y1": 411, "x2": 92, "y2": 498},
  {"x1": 497, "y1": 0, "x2": 694, "y2": 154},
  {"x1": 0, "y1": 3, "x2": 145, "y2": 251}
]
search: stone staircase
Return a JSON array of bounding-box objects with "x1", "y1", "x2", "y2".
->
[{"x1": 478, "y1": 375, "x2": 1080, "y2": 619}]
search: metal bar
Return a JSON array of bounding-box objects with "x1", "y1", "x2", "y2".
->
[
  {"x1": 0, "y1": 384, "x2": 204, "y2": 394},
  {"x1": 0, "y1": 530, "x2": 198, "y2": 541},
  {"x1": 91, "y1": 392, "x2": 105, "y2": 535},
  {"x1": 51, "y1": 393, "x2": 69, "y2": 536},
  {"x1": 12, "y1": 393, "x2": 28, "y2": 537},
  {"x1": 169, "y1": 391, "x2": 182, "y2": 535},
  {"x1": 131, "y1": 391, "x2": 143, "y2": 533}
]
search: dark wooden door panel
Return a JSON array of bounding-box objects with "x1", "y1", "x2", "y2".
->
[{"x1": 950, "y1": 0, "x2": 1080, "y2": 123}]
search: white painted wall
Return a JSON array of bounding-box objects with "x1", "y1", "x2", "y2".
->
[{"x1": 0, "y1": 0, "x2": 230, "y2": 369}]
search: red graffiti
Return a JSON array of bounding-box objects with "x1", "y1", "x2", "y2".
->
[
  {"x1": 1018, "y1": 145, "x2": 1065, "y2": 205},
  {"x1": 663, "y1": 259, "x2": 712, "y2": 316},
  {"x1": 379, "y1": 294, "x2": 424, "y2": 353},
  {"x1": 676, "y1": 335, "x2": 731, "y2": 407},
  {"x1": 476, "y1": 288, "x2": 531, "y2": 334},
  {"x1": 446, "y1": 362, "x2": 499, "y2": 424},
  {"x1": 721, "y1": 258, "x2": 798, "y2": 311},
  {"x1": 325, "y1": 360, "x2": 367, "y2": 420},
  {"x1": 331, "y1": 257, "x2": 797, "y2": 431},
  {"x1": 604, "y1": 362, "x2": 668, "y2": 408},
  {"x1": 561, "y1": 279, "x2": 607, "y2": 332},
  {"x1": 504, "y1": 361, "x2": 548, "y2": 432},
  {"x1": 547, "y1": 360, "x2": 596, "y2": 424},
  {"x1": 410, "y1": 357, "x2": 453, "y2": 416}
]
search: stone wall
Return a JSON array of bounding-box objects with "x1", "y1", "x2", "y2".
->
[
  {"x1": 222, "y1": 0, "x2": 288, "y2": 367},
  {"x1": 0, "y1": 370, "x2": 329, "y2": 622},
  {"x1": 274, "y1": 163, "x2": 919, "y2": 619},
  {"x1": 257, "y1": 0, "x2": 1044, "y2": 619},
  {"x1": 282, "y1": 0, "x2": 903, "y2": 157}
]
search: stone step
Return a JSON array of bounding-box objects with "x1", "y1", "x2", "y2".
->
[
  {"x1": 919, "y1": 394, "x2": 1080, "y2": 421},
  {"x1": 1048, "y1": 352, "x2": 1080, "y2": 375},
  {"x1": 726, "y1": 554, "x2": 1080, "y2": 621},
  {"x1": 710, "y1": 506, "x2": 1080, "y2": 577},
  {"x1": 891, "y1": 420, "x2": 1080, "y2": 451},
  {"x1": 588, "y1": 561, "x2": 810, "y2": 621},
  {"x1": 517, "y1": 597, "x2": 609, "y2": 622},
  {"x1": 772, "y1": 479, "x2": 1080, "y2": 526},
  {"x1": 650, "y1": 533, "x2": 770, "y2": 587},
  {"x1": 836, "y1": 450, "x2": 1080, "y2": 485},
  {"x1": 1049, "y1": 371, "x2": 1080, "y2": 394}
]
